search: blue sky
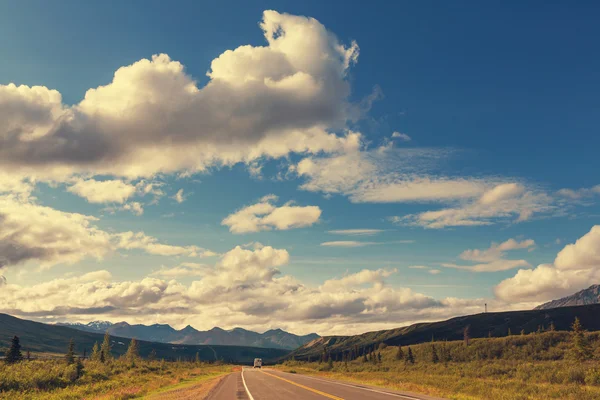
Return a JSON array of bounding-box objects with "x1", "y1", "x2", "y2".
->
[{"x1": 0, "y1": 1, "x2": 599, "y2": 335}]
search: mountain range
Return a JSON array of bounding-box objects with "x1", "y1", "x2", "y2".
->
[
  {"x1": 0, "y1": 313, "x2": 289, "y2": 363},
  {"x1": 288, "y1": 303, "x2": 600, "y2": 361},
  {"x1": 56, "y1": 320, "x2": 319, "y2": 350},
  {"x1": 534, "y1": 284, "x2": 600, "y2": 310}
]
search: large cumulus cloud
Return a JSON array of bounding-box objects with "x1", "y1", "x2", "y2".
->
[
  {"x1": 0, "y1": 243, "x2": 491, "y2": 335},
  {"x1": 0, "y1": 11, "x2": 359, "y2": 180},
  {"x1": 495, "y1": 225, "x2": 600, "y2": 303}
]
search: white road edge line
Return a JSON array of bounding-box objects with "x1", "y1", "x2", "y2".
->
[
  {"x1": 278, "y1": 371, "x2": 422, "y2": 400},
  {"x1": 241, "y1": 368, "x2": 256, "y2": 400}
]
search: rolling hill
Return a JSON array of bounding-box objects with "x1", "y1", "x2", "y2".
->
[
  {"x1": 288, "y1": 304, "x2": 600, "y2": 360},
  {"x1": 0, "y1": 313, "x2": 289, "y2": 363},
  {"x1": 57, "y1": 320, "x2": 318, "y2": 350},
  {"x1": 534, "y1": 284, "x2": 600, "y2": 310}
]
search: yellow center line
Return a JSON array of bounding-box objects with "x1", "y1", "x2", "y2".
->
[{"x1": 261, "y1": 370, "x2": 344, "y2": 400}]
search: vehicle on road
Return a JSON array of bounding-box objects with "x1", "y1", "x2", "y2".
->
[{"x1": 253, "y1": 358, "x2": 262, "y2": 368}]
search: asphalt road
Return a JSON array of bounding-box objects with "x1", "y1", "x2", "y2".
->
[{"x1": 207, "y1": 368, "x2": 446, "y2": 400}]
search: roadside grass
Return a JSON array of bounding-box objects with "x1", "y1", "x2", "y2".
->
[
  {"x1": 141, "y1": 366, "x2": 235, "y2": 399},
  {"x1": 275, "y1": 332, "x2": 600, "y2": 400},
  {"x1": 0, "y1": 359, "x2": 233, "y2": 399}
]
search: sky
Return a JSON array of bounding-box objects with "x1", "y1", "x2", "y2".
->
[{"x1": 0, "y1": 1, "x2": 599, "y2": 335}]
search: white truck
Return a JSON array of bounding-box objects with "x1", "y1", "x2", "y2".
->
[{"x1": 253, "y1": 358, "x2": 262, "y2": 368}]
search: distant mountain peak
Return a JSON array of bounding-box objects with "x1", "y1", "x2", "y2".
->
[
  {"x1": 180, "y1": 325, "x2": 198, "y2": 333},
  {"x1": 58, "y1": 319, "x2": 319, "y2": 350},
  {"x1": 535, "y1": 284, "x2": 600, "y2": 310}
]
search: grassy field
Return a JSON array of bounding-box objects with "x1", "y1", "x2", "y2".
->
[
  {"x1": 0, "y1": 358, "x2": 232, "y2": 399},
  {"x1": 276, "y1": 331, "x2": 600, "y2": 400}
]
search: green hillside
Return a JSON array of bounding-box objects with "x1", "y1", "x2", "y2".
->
[
  {"x1": 0, "y1": 313, "x2": 288, "y2": 363},
  {"x1": 289, "y1": 304, "x2": 600, "y2": 360}
]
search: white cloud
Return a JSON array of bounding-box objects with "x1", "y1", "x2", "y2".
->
[
  {"x1": 0, "y1": 194, "x2": 112, "y2": 269},
  {"x1": 0, "y1": 11, "x2": 360, "y2": 182},
  {"x1": 121, "y1": 202, "x2": 144, "y2": 216},
  {"x1": 459, "y1": 238, "x2": 535, "y2": 263},
  {"x1": 408, "y1": 265, "x2": 429, "y2": 269},
  {"x1": 327, "y1": 229, "x2": 384, "y2": 236},
  {"x1": 115, "y1": 231, "x2": 213, "y2": 257},
  {"x1": 441, "y1": 238, "x2": 535, "y2": 272},
  {"x1": 398, "y1": 183, "x2": 554, "y2": 228},
  {"x1": 67, "y1": 179, "x2": 137, "y2": 204},
  {"x1": 428, "y1": 269, "x2": 441, "y2": 275},
  {"x1": 172, "y1": 189, "x2": 186, "y2": 204},
  {"x1": 557, "y1": 185, "x2": 600, "y2": 200},
  {"x1": 0, "y1": 243, "x2": 500, "y2": 335},
  {"x1": 391, "y1": 131, "x2": 411, "y2": 141},
  {"x1": 495, "y1": 226, "x2": 600, "y2": 302},
  {"x1": 294, "y1": 147, "x2": 490, "y2": 204},
  {"x1": 320, "y1": 241, "x2": 376, "y2": 247},
  {"x1": 0, "y1": 173, "x2": 34, "y2": 198},
  {"x1": 150, "y1": 263, "x2": 210, "y2": 278},
  {"x1": 222, "y1": 195, "x2": 321, "y2": 233},
  {"x1": 320, "y1": 240, "x2": 413, "y2": 247},
  {"x1": 0, "y1": 193, "x2": 216, "y2": 270}
]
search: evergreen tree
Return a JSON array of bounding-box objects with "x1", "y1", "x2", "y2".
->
[
  {"x1": 440, "y1": 341, "x2": 451, "y2": 362},
  {"x1": 328, "y1": 357, "x2": 333, "y2": 369},
  {"x1": 100, "y1": 331, "x2": 112, "y2": 363},
  {"x1": 377, "y1": 352, "x2": 382, "y2": 363},
  {"x1": 569, "y1": 317, "x2": 592, "y2": 361},
  {"x1": 307, "y1": 356, "x2": 311, "y2": 363},
  {"x1": 507, "y1": 328, "x2": 512, "y2": 336},
  {"x1": 148, "y1": 349, "x2": 157, "y2": 361},
  {"x1": 195, "y1": 352, "x2": 200, "y2": 363},
  {"x1": 5, "y1": 336, "x2": 23, "y2": 364},
  {"x1": 550, "y1": 321, "x2": 556, "y2": 332},
  {"x1": 91, "y1": 342, "x2": 100, "y2": 361},
  {"x1": 75, "y1": 357, "x2": 84, "y2": 378},
  {"x1": 395, "y1": 346, "x2": 404, "y2": 361},
  {"x1": 520, "y1": 329, "x2": 525, "y2": 336},
  {"x1": 463, "y1": 325, "x2": 470, "y2": 347},
  {"x1": 431, "y1": 344, "x2": 439, "y2": 363},
  {"x1": 405, "y1": 346, "x2": 414, "y2": 364},
  {"x1": 26, "y1": 351, "x2": 31, "y2": 361},
  {"x1": 125, "y1": 338, "x2": 139, "y2": 366},
  {"x1": 65, "y1": 338, "x2": 76, "y2": 365},
  {"x1": 362, "y1": 352, "x2": 368, "y2": 363}
]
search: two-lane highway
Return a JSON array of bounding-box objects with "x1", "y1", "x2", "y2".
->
[{"x1": 207, "y1": 368, "x2": 446, "y2": 400}]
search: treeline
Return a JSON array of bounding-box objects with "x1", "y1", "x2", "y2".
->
[
  {"x1": 292, "y1": 317, "x2": 596, "y2": 365},
  {"x1": 0, "y1": 332, "x2": 220, "y2": 395}
]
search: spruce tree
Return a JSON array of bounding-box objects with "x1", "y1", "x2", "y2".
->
[
  {"x1": 550, "y1": 321, "x2": 556, "y2": 332},
  {"x1": 507, "y1": 328, "x2": 512, "y2": 336},
  {"x1": 431, "y1": 344, "x2": 439, "y2": 363},
  {"x1": 65, "y1": 339, "x2": 76, "y2": 365},
  {"x1": 395, "y1": 346, "x2": 404, "y2": 361},
  {"x1": 125, "y1": 338, "x2": 139, "y2": 366},
  {"x1": 100, "y1": 331, "x2": 112, "y2": 363},
  {"x1": 362, "y1": 352, "x2": 368, "y2": 363},
  {"x1": 5, "y1": 336, "x2": 23, "y2": 364},
  {"x1": 75, "y1": 357, "x2": 84, "y2": 378},
  {"x1": 463, "y1": 325, "x2": 470, "y2": 347},
  {"x1": 405, "y1": 346, "x2": 414, "y2": 364},
  {"x1": 148, "y1": 349, "x2": 157, "y2": 361},
  {"x1": 328, "y1": 357, "x2": 333, "y2": 369},
  {"x1": 195, "y1": 352, "x2": 200, "y2": 363},
  {"x1": 377, "y1": 352, "x2": 382, "y2": 363},
  {"x1": 91, "y1": 342, "x2": 100, "y2": 361},
  {"x1": 569, "y1": 317, "x2": 591, "y2": 361}
]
